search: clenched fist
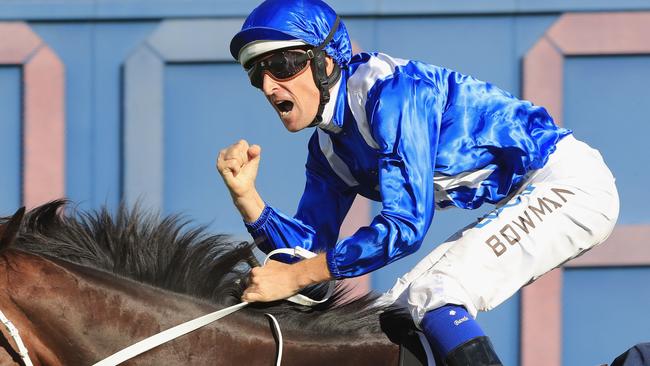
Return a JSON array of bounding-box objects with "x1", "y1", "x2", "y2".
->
[{"x1": 217, "y1": 140, "x2": 265, "y2": 222}]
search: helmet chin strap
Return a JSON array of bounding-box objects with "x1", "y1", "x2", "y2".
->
[
  {"x1": 308, "y1": 59, "x2": 341, "y2": 127},
  {"x1": 302, "y1": 16, "x2": 342, "y2": 128}
]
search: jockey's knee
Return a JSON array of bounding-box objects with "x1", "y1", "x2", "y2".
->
[{"x1": 405, "y1": 272, "x2": 480, "y2": 327}]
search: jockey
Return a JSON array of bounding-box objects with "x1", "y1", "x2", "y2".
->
[{"x1": 218, "y1": 0, "x2": 620, "y2": 364}]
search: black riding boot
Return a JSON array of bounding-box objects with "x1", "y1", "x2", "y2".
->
[{"x1": 443, "y1": 336, "x2": 503, "y2": 366}]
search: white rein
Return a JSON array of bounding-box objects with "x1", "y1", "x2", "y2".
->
[
  {"x1": 91, "y1": 246, "x2": 334, "y2": 366},
  {"x1": 0, "y1": 309, "x2": 34, "y2": 366}
]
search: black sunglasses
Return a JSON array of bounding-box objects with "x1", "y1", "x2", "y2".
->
[
  {"x1": 245, "y1": 49, "x2": 311, "y2": 89},
  {"x1": 244, "y1": 16, "x2": 340, "y2": 90}
]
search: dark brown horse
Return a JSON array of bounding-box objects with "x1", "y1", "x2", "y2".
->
[{"x1": 0, "y1": 201, "x2": 426, "y2": 365}]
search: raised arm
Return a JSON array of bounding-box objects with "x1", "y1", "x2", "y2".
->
[
  {"x1": 217, "y1": 140, "x2": 265, "y2": 223},
  {"x1": 243, "y1": 132, "x2": 357, "y2": 256}
]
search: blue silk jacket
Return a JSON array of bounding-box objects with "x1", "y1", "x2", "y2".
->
[{"x1": 245, "y1": 52, "x2": 571, "y2": 279}]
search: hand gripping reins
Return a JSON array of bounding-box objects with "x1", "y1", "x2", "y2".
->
[{"x1": 91, "y1": 246, "x2": 335, "y2": 366}]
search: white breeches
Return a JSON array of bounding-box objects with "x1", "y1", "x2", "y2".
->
[{"x1": 378, "y1": 135, "x2": 620, "y2": 325}]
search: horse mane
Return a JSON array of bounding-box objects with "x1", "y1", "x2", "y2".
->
[{"x1": 1, "y1": 200, "x2": 410, "y2": 338}]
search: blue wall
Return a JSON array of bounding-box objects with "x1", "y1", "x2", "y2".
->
[
  {"x1": 563, "y1": 267, "x2": 650, "y2": 365},
  {"x1": 565, "y1": 55, "x2": 650, "y2": 225},
  {"x1": 31, "y1": 22, "x2": 157, "y2": 211},
  {"x1": 2, "y1": 0, "x2": 650, "y2": 19},
  {"x1": 560, "y1": 54, "x2": 650, "y2": 365},
  {"x1": 162, "y1": 63, "x2": 311, "y2": 238},
  {"x1": 0, "y1": 67, "x2": 21, "y2": 214}
]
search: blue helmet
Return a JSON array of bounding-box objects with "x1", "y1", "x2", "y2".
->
[
  {"x1": 230, "y1": 0, "x2": 350, "y2": 126},
  {"x1": 229, "y1": 0, "x2": 352, "y2": 67}
]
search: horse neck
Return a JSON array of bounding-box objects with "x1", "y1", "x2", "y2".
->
[
  {"x1": 277, "y1": 328, "x2": 401, "y2": 366},
  {"x1": 0, "y1": 250, "x2": 399, "y2": 366},
  {"x1": 0, "y1": 250, "x2": 274, "y2": 365}
]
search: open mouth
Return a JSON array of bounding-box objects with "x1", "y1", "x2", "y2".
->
[{"x1": 275, "y1": 100, "x2": 294, "y2": 117}]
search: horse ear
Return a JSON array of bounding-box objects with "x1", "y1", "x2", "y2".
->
[{"x1": 0, "y1": 207, "x2": 26, "y2": 251}]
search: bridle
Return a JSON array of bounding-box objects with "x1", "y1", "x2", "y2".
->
[
  {"x1": 0, "y1": 246, "x2": 333, "y2": 366},
  {"x1": 0, "y1": 310, "x2": 33, "y2": 366}
]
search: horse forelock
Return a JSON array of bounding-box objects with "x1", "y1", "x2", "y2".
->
[{"x1": 1, "y1": 200, "x2": 399, "y2": 337}]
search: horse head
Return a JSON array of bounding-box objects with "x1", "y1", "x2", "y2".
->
[{"x1": 0, "y1": 207, "x2": 25, "y2": 252}]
